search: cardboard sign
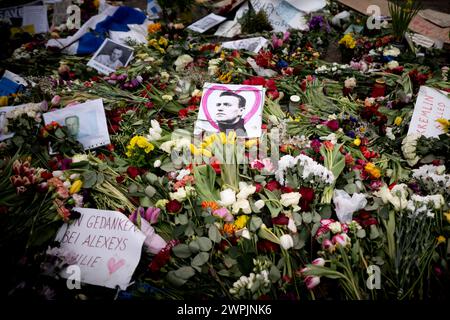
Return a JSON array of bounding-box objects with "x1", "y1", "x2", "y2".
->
[
  {"x1": 407, "y1": 86, "x2": 450, "y2": 138},
  {"x1": 55, "y1": 208, "x2": 146, "y2": 290},
  {"x1": 22, "y1": 5, "x2": 49, "y2": 34}
]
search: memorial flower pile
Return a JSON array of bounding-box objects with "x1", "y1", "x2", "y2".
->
[{"x1": 0, "y1": 0, "x2": 449, "y2": 301}]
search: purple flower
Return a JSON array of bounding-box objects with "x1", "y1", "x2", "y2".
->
[
  {"x1": 145, "y1": 207, "x2": 161, "y2": 224},
  {"x1": 308, "y1": 16, "x2": 330, "y2": 32}
]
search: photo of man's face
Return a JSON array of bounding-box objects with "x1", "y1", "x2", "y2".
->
[
  {"x1": 110, "y1": 48, "x2": 123, "y2": 62},
  {"x1": 65, "y1": 115, "x2": 80, "y2": 137},
  {"x1": 214, "y1": 92, "x2": 246, "y2": 124}
]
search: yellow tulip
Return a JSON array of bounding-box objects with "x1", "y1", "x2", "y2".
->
[
  {"x1": 437, "y1": 235, "x2": 446, "y2": 245},
  {"x1": 70, "y1": 180, "x2": 83, "y2": 194},
  {"x1": 353, "y1": 138, "x2": 361, "y2": 146}
]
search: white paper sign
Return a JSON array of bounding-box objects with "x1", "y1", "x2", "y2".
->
[
  {"x1": 187, "y1": 13, "x2": 226, "y2": 33},
  {"x1": 55, "y1": 208, "x2": 146, "y2": 290},
  {"x1": 43, "y1": 99, "x2": 111, "y2": 150},
  {"x1": 407, "y1": 86, "x2": 450, "y2": 137},
  {"x1": 3, "y1": 70, "x2": 28, "y2": 87},
  {"x1": 222, "y1": 36, "x2": 268, "y2": 53},
  {"x1": 275, "y1": 1, "x2": 307, "y2": 30},
  {"x1": 285, "y1": 0, "x2": 326, "y2": 13},
  {"x1": 22, "y1": 6, "x2": 49, "y2": 34}
]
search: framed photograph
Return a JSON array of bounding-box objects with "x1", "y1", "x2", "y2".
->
[
  {"x1": 187, "y1": 13, "x2": 226, "y2": 34},
  {"x1": 194, "y1": 83, "x2": 265, "y2": 138},
  {"x1": 87, "y1": 38, "x2": 134, "y2": 75},
  {"x1": 42, "y1": 99, "x2": 111, "y2": 150}
]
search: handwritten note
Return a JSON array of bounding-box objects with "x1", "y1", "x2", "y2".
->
[
  {"x1": 22, "y1": 6, "x2": 49, "y2": 34},
  {"x1": 407, "y1": 86, "x2": 450, "y2": 138},
  {"x1": 55, "y1": 208, "x2": 145, "y2": 290}
]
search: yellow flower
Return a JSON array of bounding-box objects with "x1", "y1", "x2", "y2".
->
[
  {"x1": 245, "y1": 139, "x2": 258, "y2": 148},
  {"x1": 219, "y1": 71, "x2": 232, "y2": 84},
  {"x1": 128, "y1": 136, "x2": 154, "y2": 154},
  {"x1": 234, "y1": 215, "x2": 249, "y2": 229},
  {"x1": 437, "y1": 235, "x2": 446, "y2": 245},
  {"x1": 158, "y1": 36, "x2": 168, "y2": 47},
  {"x1": 338, "y1": 34, "x2": 356, "y2": 49},
  {"x1": 69, "y1": 180, "x2": 83, "y2": 194},
  {"x1": 353, "y1": 138, "x2": 361, "y2": 146},
  {"x1": 444, "y1": 211, "x2": 450, "y2": 224},
  {"x1": 190, "y1": 144, "x2": 202, "y2": 156},
  {"x1": 219, "y1": 132, "x2": 227, "y2": 144},
  {"x1": 202, "y1": 148, "x2": 212, "y2": 157},
  {"x1": 148, "y1": 39, "x2": 158, "y2": 47},
  {"x1": 0, "y1": 96, "x2": 8, "y2": 106},
  {"x1": 436, "y1": 118, "x2": 449, "y2": 133},
  {"x1": 394, "y1": 116, "x2": 403, "y2": 126},
  {"x1": 201, "y1": 135, "x2": 216, "y2": 148},
  {"x1": 364, "y1": 162, "x2": 381, "y2": 179}
]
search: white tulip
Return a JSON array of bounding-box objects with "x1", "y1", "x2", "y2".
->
[
  {"x1": 254, "y1": 200, "x2": 265, "y2": 210},
  {"x1": 279, "y1": 234, "x2": 294, "y2": 250},
  {"x1": 280, "y1": 192, "x2": 301, "y2": 207},
  {"x1": 219, "y1": 189, "x2": 236, "y2": 207}
]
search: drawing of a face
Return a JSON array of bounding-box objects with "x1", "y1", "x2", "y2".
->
[
  {"x1": 110, "y1": 48, "x2": 123, "y2": 62},
  {"x1": 65, "y1": 115, "x2": 80, "y2": 137},
  {"x1": 214, "y1": 92, "x2": 246, "y2": 124}
]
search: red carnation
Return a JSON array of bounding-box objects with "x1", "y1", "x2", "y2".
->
[
  {"x1": 326, "y1": 120, "x2": 339, "y2": 131},
  {"x1": 166, "y1": 199, "x2": 182, "y2": 213},
  {"x1": 266, "y1": 180, "x2": 280, "y2": 191}
]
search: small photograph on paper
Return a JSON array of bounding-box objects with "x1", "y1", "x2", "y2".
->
[
  {"x1": 87, "y1": 38, "x2": 134, "y2": 75},
  {"x1": 194, "y1": 83, "x2": 265, "y2": 138},
  {"x1": 187, "y1": 13, "x2": 226, "y2": 33},
  {"x1": 43, "y1": 99, "x2": 111, "y2": 150}
]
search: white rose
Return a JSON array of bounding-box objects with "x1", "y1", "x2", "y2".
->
[
  {"x1": 154, "y1": 160, "x2": 161, "y2": 168},
  {"x1": 232, "y1": 199, "x2": 252, "y2": 214},
  {"x1": 279, "y1": 234, "x2": 294, "y2": 250},
  {"x1": 170, "y1": 188, "x2": 187, "y2": 202},
  {"x1": 237, "y1": 182, "x2": 256, "y2": 200},
  {"x1": 219, "y1": 189, "x2": 236, "y2": 207},
  {"x1": 254, "y1": 200, "x2": 265, "y2": 210},
  {"x1": 280, "y1": 192, "x2": 301, "y2": 207},
  {"x1": 344, "y1": 77, "x2": 356, "y2": 89}
]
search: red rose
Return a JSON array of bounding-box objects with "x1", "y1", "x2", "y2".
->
[
  {"x1": 166, "y1": 199, "x2": 182, "y2": 213},
  {"x1": 127, "y1": 166, "x2": 140, "y2": 179},
  {"x1": 257, "y1": 240, "x2": 279, "y2": 252},
  {"x1": 255, "y1": 183, "x2": 263, "y2": 193},
  {"x1": 281, "y1": 186, "x2": 294, "y2": 193},
  {"x1": 299, "y1": 187, "x2": 315, "y2": 211},
  {"x1": 40, "y1": 171, "x2": 53, "y2": 180},
  {"x1": 265, "y1": 180, "x2": 280, "y2": 191},
  {"x1": 326, "y1": 120, "x2": 339, "y2": 131},
  {"x1": 116, "y1": 175, "x2": 125, "y2": 184},
  {"x1": 272, "y1": 214, "x2": 289, "y2": 225}
]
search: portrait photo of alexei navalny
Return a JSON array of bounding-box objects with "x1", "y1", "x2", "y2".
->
[
  {"x1": 42, "y1": 99, "x2": 111, "y2": 151},
  {"x1": 87, "y1": 39, "x2": 134, "y2": 75},
  {"x1": 194, "y1": 83, "x2": 265, "y2": 138}
]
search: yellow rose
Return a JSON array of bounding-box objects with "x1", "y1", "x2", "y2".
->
[{"x1": 394, "y1": 117, "x2": 402, "y2": 126}]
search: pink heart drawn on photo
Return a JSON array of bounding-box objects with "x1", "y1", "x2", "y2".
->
[
  {"x1": 107, "y1": 257, "x2": 125, "y2": 274},
  {"x1": 201, "y1": 85, "x2": 262, "y2": 130}
]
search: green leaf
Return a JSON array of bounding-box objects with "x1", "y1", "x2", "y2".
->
[
  {"x1": 160, "y1": 161, "x2": 176, "y2": 172},
  {"x1": 197, "y1": 237, "x2": 213, "y2": 252},
  {"x1": 188, "y1": 240, "x2": 200, "y2": 254},
  {"x1": 174, "y1": 266, "x2": 196, "y2": 280},
  {"x1": 55, "y1": 128, "x2": 65, "y2": 139},
  {"x1": 82, "y1": 171, "x2": 97, "y2": 188},
  {"x1": 269, "y1": 265, "x2": 281, "y2": 282},
  {"x1": 208, "y1": 225, "x2": 221, "y2": 243},
  {"x1": 139, "y1": 196, "x2": 152, "y2": 207},
  {"x1": 191, "y1": 252, "x2": 209, "y2": 267},
  {"x1": 166, "y1": 271, "x2": 188, "y2": 287},
  {"x1": 302, "y1": 212, "x2": 312, "y2": 224},
  {"x1": 175, "y1": 214, "x2": 188, "y2": 225},
  {"x1": 172, "y1": 244, "x2": 192, "y2": 258}
]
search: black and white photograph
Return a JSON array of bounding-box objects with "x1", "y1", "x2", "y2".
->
[
  {"x1": 187, "y1": 13, "x2": 226, "y2": 33},
  {"x1": 194, "y1": 83, "x2": 265, "y2": 138},
  {"x1": 87, "y1": 38, "x2": 134, "y2": 75},
  {"x1": 42, "y1": 98, "x2": 111, "y2": 151}
]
